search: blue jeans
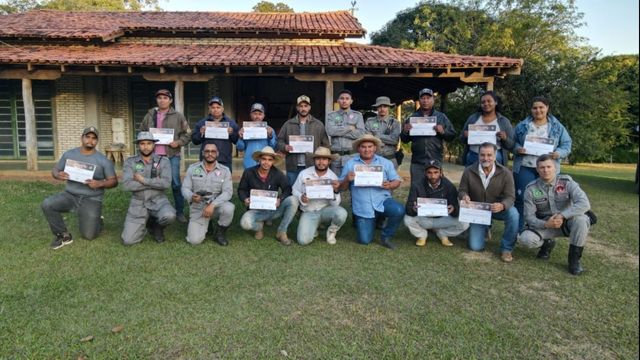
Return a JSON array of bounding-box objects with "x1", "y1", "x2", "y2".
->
[
  {"x1": 467, "y1": 206, "x2": 519, "y2": 252},
  {"x1": 354, "y1": 198, "x2": 404, "y2": 244},
  {"x1": 465, "y1": 150, "x2": 504, "y2": 167},
  {"x1": 287, "y1": 167, "x2": 306, "y2": 186},
  {"x1": 297, "y1": 205, "x2": 348, "y2": 245},
  {"x1": 514, "y1": 166, "x2": 538, "y2": 231},
  {"x1": 240, "y1": 196, "x2": 299, "y2": 233},
  {"x1": 169, "y1": 155, "x2": 185, "y2": 215}
]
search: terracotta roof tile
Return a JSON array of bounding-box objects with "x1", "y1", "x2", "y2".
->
[
  {"x1": 0, "y1": 43, "x2": 522, "y2": 68},
  {"x1": 0, "y1": 10, "x2": 365, "y2": 40}
]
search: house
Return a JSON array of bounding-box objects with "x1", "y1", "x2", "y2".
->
[{"x1": 0, "y1": 10, "x2": 522, "y2": 169}]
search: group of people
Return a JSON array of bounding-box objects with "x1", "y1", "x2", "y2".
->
[{"x1": 41, "y1": 87, "x2": 593, "y2": 275}]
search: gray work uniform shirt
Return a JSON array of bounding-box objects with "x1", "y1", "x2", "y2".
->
[
  {"x1": 182, "y1": 161, "x2": 233, "y2": 209},
  {"x1": 121, "y1": 154, "x2": 172, "y2": 211},
  {"x1": 325, "y1": 109, "x2": 365, "y2": 153},
  {"x1": 365, "y1": 115, "x2": 401, "y2": 158}
]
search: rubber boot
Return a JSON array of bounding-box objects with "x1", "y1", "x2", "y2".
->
[
  {"x1": 536, "y1": 238, "x2": 556, "y2": 260},
  {"x1": 215, "y1": 225, "x2": 229, "y2": 246},
  {"x1": 568, "y1": 244, "x2": 584, "y2": 275}
]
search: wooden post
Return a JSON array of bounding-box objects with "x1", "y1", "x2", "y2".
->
[
  {"x1": 174, "y1": 80, "x2": 186, "y2": 170},
  {"x1": 486, "y1": 79, "x2": 494, "y2": 91},
  {"x1": 22, "y1": 78, "x2": 38, "y2": 171},
  {"x1": 325, "y1": 80, "x2": 334, "y2": 117}
]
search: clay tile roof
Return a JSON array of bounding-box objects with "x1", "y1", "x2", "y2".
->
[
  {"x1": 0, "y1": 10, "x2": 365, "y2": 41},
  {"x1": 0, "y1": 43, "x2": 523, "y2": 68}
]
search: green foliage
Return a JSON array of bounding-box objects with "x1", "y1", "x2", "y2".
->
[
  {"x1": 0, "y1": 0, "x2": 160, "y2": 13},
  {"x1": 252, "y1": 1, "x2": 293, "y2": 13}
]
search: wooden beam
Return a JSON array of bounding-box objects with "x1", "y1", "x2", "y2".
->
[
  {"x1": 294, "y1": 74, "x2": 364, "y2": 82},
  {"x1": 258, "y1": 66, "x2": 262, "y2": 74},
  {"x1": 325, "y1": 80, "x2": 334, "y2": 116},
  {"x1": 289, "y1": 66, "x2": 294, "y2": 74},
  {"x1": 60, "y1": 65, "x2": 66, "y2": 73},
  {"x1": 22, "y1": 78, "x2": 38, "y2": 171},
  {"x1": 0, "y1": 69, "x2": 61, "y2": 80},
  {"x1": 159, "y1": 66, "x2": 166, "y2": 74},
  {"x1": 142, "y1": 73, "x2": 215, "y2": 82},
  {"x1": 193, "y1": 66, "x2": 198, "y2": 74},
  {"x1": 128, "y1": 66, "x2": 133, "y2": 74},
  {"x1": 174, "y1": 80, "x2": 185, "y2": 114},
  {"x1": 94, "y1": 65, "x2": 100, "y2": 73},
  {"x1": 352, "y1": 67, "x2": 357, "y2": 74},
  {"x1": 486, "y1": 79, "x2": 494, "y2": 91},
  {"x1": 225, "y1": 66, "x2": 230, "y2": 74},
  {"x1": 27, "y1": 63, "x2": 33, "y2": 72}
]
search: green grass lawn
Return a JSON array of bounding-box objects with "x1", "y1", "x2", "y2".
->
[{"x1": 0, "y1": 164, "x2": 638, "y2": 359}]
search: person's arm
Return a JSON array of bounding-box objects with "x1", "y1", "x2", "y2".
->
[
  {"x1": 447, "y1": 181, "x2": 461, "y2": 217},
  {"x1": 144, "y1": 157, "x2": 172, "y2": 190},
  {"x1": 176, "y1": 113, "x2": 191, "y2": 147},
  {"x1": 291, "y1": 170, "x2": 307, "y2": 205},
  {"x1": 237, "y1": 171, "x2": 250, "y2": 203},
  {"x1": 405, "y1": 183, "x2": 419, "y2": 216},
  {"x1": 278, "y1": 170, "x2": 293, "y2": 201},
  {"x1": 228, "y1": 120, "x2": 240, "y2": 144},
  {"x1": 400, "y1": 118, "x2": 412, "y2": 143},
  {"x1": 501, "y1": 170, "x2": 516, "y2": 210},
  {"x1": 121, "y1": 158, "x2": 144, "y2": 192},
  {"x1": 559, "y1": 180, "x2": 591, "y2": 220},
  {"x1": 267, "y1": 128, "x2": 278, "y2": 148},
  {"x1": 236, "y1": 138, "x2": 246, "y2": 151},
  {"x1": 554, "y1": 122, "x2": 572, "y2": 159},
  {"x1": 212, "y1": 169, "x2": 233, "y2": 206},
  {"x1": 459, "y1": 116, "x2": 472, "y2": 143},
  {"x1": 458, "y1": 170, "x2": 469, "y2": 201},
  {"x1": 498, "y1": 115, "x2": 515, "y2": 151},
  {"x1": 512, "y1": 121, "x2": 526, "y2": 154},
  {"x1": 439, "y1": 114, "x2": 456, "y2": 141},
  {"x1": 325, "y1": 114, "x2": 350, "y2": 137},
  {"x1": 524, "y1": 187, "x2": 547, "y2": 229},
  {"x1": 139, "y1": 111, "x2": 152, "y2": 131},
  {"x1": 88, "y1": 157, "x2": 118, "y2": 189},
  {"x1": 191, "y1": 120, "x2": 204, "y2": 145},
  {"x1": 345, "y1": 113, "x2": 366, "y2": 139},
  {"x1": 276, "y1": 125, "x2": 288, "y2": 153},
  {"x1": 181, "y1": 167, "x2": 194, "y2": 203},
  {"x1": 379, "y1": 119, "x2": 401, "y2": 146},
  {"x1": 319, "y1": 124, "x2": 331, "y2": 148}
]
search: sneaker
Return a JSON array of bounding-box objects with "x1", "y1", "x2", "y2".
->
[
  {"x1": 326, "y1": 229, "x2": 337, "y2": 245},
  {"x1": 439, "y1": 236, "x2": 454, "y2": 247},
  {"x1": 176, "y1": 214, "x2": 188, "y2": 224},
  {"x1": 276, "y1": 231, "x2": 291, "y2": 246},
  {"x1": 501, "y1": 251, "x2": 514, "y2": 263},
  {"x1": 50, "y1": 232, "x2": 73, "y2": 250},
  {"x1": 415, "y1": 237, "x2": 427, "y2": 247},
  {"x1": 380, "y1": 237, "x2": 397, "y2": 250},
  {"x1": 254, "y1": 222, "x2": 264, "y2": 240}
]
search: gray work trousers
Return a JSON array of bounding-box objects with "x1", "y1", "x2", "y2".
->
[
  {"x1": 518, "y1": 214, "x2": 590, "y2": 248},
  {"x1": 404, "y1": 215, "x2": 469, "y2": 239},
  {"x1": 41, "y1": 191, "x2": 103, "y2": 240},
  {"x1": 186, "y1": 202, "x2": 235, "y2": 245},
  {"x1": 121, "y1": 199, "x2": 176, "y2": 245}
]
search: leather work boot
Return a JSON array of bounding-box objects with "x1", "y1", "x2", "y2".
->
[
  {"x1": 439, "y1": 236, "x2": 454, "y2": 247},
  {"x1": 276, "y1": 231, "x2": 291, "y2": 246},
  {"x1": 536, "y1": 238, "x2": 556, "y2": 260},
  {"x1": 568, "y1": 244, "x2": 584, "y2": 275},
  {"x1": 215, "y1": 225, "x2": 229, "y2": 246},
  {"x1": 254, "y1": 221, "x2": 264, "y2": 240},
  {"x1": 500, "y1": 251, "x2": 513, "y2": 263},
  {"x1": 415, "y1": 237, "x2": 426, "y2": 247},
  {"x1": 380, "y1": 237, "x2": 397, "y2": 250},
  {"x1": 152, "y1": 223, "x2": 165, "y2": 243}
]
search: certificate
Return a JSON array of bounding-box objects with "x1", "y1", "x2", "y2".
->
[
  {"x1": 243, "y1": 121, "x2": 268, "y2": 140},
  {"x1": 205, "y1": 121, "x2": 229, "y2": 139},
  {"x1": 468, "y1": 124, "x2": 497, "y2": 145},
  {"x1": 417, "y1": 198, "x2": 448, "y2": 217},
  {"x1": 289, "y1": 135, "x2": 314, "y2": 153},
  {"x1": 523, "y1": 135, "x2": 555, "y2": 156},
  {"x1": 409, "y1": 116, "x2": 437, "y2": 136},
  {"x1": 249, "y1": 189, "x2": 278, "y2": 210},
  {"x1": 354, "y1": 165, "x2": 384, "y2": 187},
  {"x1": 459, "y1": 201, "x2": 492, "y2": 225},
  {"x1": 64, "y1": 159, "x2": 96, "y2": 183},
  {"x1": 149, "y1": 128, "x2": 174, "y2": 145},
  {"x1": 305, "y1": 178, "x2": 335, "y2": 200}
]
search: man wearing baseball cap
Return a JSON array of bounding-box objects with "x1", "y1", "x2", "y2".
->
[
  {"x1": 365, "y1": 96, "x2": 402, "y2": 169},
  {"x1": 121, "y1": 131, "x2": 176, "y2": 245},
  {"x1": 236, "y1": 102, "x2": 278, "y2": 169},
  {"x1": 401, "y1": 88, "x2": 456, "y2": 189},
  {"x1": 140, "y1": 89, "x2": 191, "y2": 223},
  {"x1": 404, "y1": 159, "x2": 468, "y2": 248},
  {"x1": 191, "y1": 96, "x2": 240, "y2": 171},
  {"x1": 277, "y1": 95, "x2": 331, "y2": 185},
  {"x1": 41, "y1": 127, "x2": 118, "y2": 249}
]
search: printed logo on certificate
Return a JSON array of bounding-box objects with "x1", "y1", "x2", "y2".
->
[
  {"x1": 243, "y1": 121, "x2": 268, "y2": 140},
  {"x1": 523, "y1": 135, "x2": 555, "y2": 156},
  {"x1": 305, "y1": 178, "x2": 335, "y2": 199},
  {"x1": 249, "y1": 189, "x2": 278, "y2": 210},
  {"x1": 417, "y1": 198, "x2": 448, "y2": 217},
  {"x1": 468, "y1": 124, "x2": 497, "y2": 145},
  {"x1": 64, "y1": 159, "x2": 97, "y2": 183},
  {"x1": 205, "y1": 121, "x2": 230, "y2": 139},
  {"x1": 354, "y1": 165, "x2": 384, "y2": 187},
  {"x1": 459, "y1": 201, "x2": 492, "y2": 225},
  {"x1": 149, "y1": 128, "x2": 174, "y2": 145},
  {"x1": 289, "y1": 135, "x2": 314, "y2": 153},
  {"x1": 409, "y1": 116, "x2": 437, "y2": 136}
]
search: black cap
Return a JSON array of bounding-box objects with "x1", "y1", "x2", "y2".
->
[{"x1": 425, "y1": 159, "x2": 442, "y2": 170}]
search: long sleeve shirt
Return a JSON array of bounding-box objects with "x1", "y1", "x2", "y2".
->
[{"x1": 292, "y1": 166, "x2": 341, "y2": 212}]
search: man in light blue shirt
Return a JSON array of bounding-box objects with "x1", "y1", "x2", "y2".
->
[
  {"x1": 236, "y1": 103, "x2": 278, "y2": 169},
  {"x1": 338, "y1": 134, "x2": 404, "y2": 249}
]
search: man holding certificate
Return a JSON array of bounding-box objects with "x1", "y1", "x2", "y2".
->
[
  {"x1": 121, "y1": 132, "x2": 176, "y2": 245},
  {"x1": 41, "y1": 127, "x2": 118, "y2": 249},
  {"x1": 191, "y1": 96, "x2": 240, "y2": 170},
  {"x1": 458, "y1": 143, "x2": 518, "y2": 262},
  {"x1": 277, "y1": 95, "x2": 331, "y2": 185},
  {"x1": 236, "y1": 103, "x2": 278, "y2": 169},
  {"x1": 401, "y1": 88, "x2": 456, "y2": 189},
  {"x1": 404, "y1": 160, "x2": 468, "y2": 247},
  {"x1": 292, "y1": 147, "x2": 347, "y2": 245},
  {"x1": 338, "y1": 134, "x2": 404, "y2": 249},
  {"x1": 140, "y1": 89, "x2": 192, "y2": 224},
  {"x1": 238, "y1": 146, "x2": 299, "y2": 245}
]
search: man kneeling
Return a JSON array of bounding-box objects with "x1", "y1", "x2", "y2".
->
[
  {"x1": 518, "y1": 154, "x2": 592, "y2": 275},
  {"x1": 292, "y1": 147, "x2": 348, "y2": 245}
]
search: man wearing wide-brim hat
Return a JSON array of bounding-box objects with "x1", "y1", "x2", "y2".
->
[
  {"x1": 365, "y1": 96, "x2": 402, "y2": 169},
  {"x1": 121, "y1": 131, "x2": 176, "y2": 245},
  {"x1": 238, "y1": 146, "x2": 299, "y2": 245},
  {"x1": 291, "y1": 147, "x2": 348, "y2": 245},
  {"x1": 337, "y1": 134, "x2": 404, "y2": 249}
]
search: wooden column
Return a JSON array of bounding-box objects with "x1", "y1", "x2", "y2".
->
[
  {"x1": 174, "y1": 80, "x2": 186, "y2": 170},
  {"x1": 486, "y1": 79, "x2": 494, "y2": 91},
  {"x1": 22, "y1": 78, "x2": 38, "y2": 171},
  {"x1": 325, "y1": 80, "x2": 334, "y2": 116}
]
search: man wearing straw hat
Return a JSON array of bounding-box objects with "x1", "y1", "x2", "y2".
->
[
  {"x1": 121, "y1": 131, "x2": 176, "y2": 245},
  {"x1": 238, "y1": 146, "x2": 299, "y2": 245},
  {"x1": 292, "y1": 147, "x2": 348, "y2": 245},
  {"x1": 365, "y1": 96, "x2": 402, "y2": 169}
]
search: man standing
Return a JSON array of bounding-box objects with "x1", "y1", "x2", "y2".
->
[
  {"x1": 191, "y1": 96, "x2": 240, "y2": 170},
  {"x1": 140, "y1": 89, "x2": 191, "y2": 223},
  {"x1": 518, "y1": 154, "x2": 592, "y2": 275},
  {"x1": 404, "y1": 159, "x2": 468, "y2": 247},
  {"x1": 121, "y1": 132, "x2": 176, "y2": 245},
  {"x1": 181, "y1": 143, "x2": 235, "y2": 246},
  {"x1": 401, "y1": 88, "x2": 456, "y2": 188},
  {"x1": 277, "y1": 95, "x2": 331, "y2": 185},
  {"x1": 338, "y1": 134, "x2": 404, "y2": 249},
  {"x1": 238, "y1": 146, "x2": 299, "y2": 245},
  {"x1": 365, "y1": 96, "x2": 402, "y2": 168},
  {"x1": 458, "y1": 143, "x2": 519, "y2": 262},
  {"x1": 236, "y1": 102, "x2": 278, "y2": 169},
  {"x1": 325, "y1": 89, "x2": 366, "y2": 176},
  {"x1": 41, "y1": 127, "x2": 118, "y2": 249},
  {"x1": 292, "y1": 147, "x2": 348, "y2": 245}
]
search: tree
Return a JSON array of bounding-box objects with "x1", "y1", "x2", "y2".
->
[
  {"x1": 0, "y1": 0, "x2": 160, "y2": 14},
  {"x1": 252, "y1": 1, "x2": 293, "y2": 13}
]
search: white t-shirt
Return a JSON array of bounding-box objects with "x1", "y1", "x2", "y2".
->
[{"x1": 469, "y1": 116, "x2": 501, "y2": 153}]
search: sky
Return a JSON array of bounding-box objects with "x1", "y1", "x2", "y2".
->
[{"x1": 160, "y1": 0, "x2": 639, "y2": 56}]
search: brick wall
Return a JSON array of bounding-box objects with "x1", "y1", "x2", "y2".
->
[
  {"x1": 54, "y1": 76, "x2": 84, "y2": 157},
  {"x1": 118, "y1": 37, "x2": 344, "y2": 46}
]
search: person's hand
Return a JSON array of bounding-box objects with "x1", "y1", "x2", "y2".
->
[
  {"x1": 301, "y1": 193, "x2": 309, "y2": 204},
  {"x1": 276, "y1": 198, "x2": 281, "y2": 208},
  {"x1": 349, "y1": 125, "x2": 356, "y2": 131},
  {"x1": 244, "y1": 198, "x2": 250, "y2": 206},
  {"x1": 435, "y1": 124, "x2": 444, "y2": 134},
  {"x1": 267, "y1": 126, "x2": 273, "y2": 137},
  {"x1": 497, "y1": 131, "x2": 507, "y2": 140},
  {"x1": 133, "y1": 173, "x2": 145, "y2": 183},
  {"x1": 85, "y1": 179, "x2": 103, "y2": 190},
  {"x1": 202, "y1": 203, "x2": 214, "y2": 218},
  {"x1": 517, "y1": 148, "x2": 527, "y2": 155},
  {"x1": 285, "y1": 145, "x2": 293, "y2": 152},
  {"x1": 545, "y1": 213, "x2": 564, "y2": 229},
  {"x1": 169, "y1": 141, "x2": 179, "y2": 148},
  {"x1": 463, "y1": 130, "x2": 469, "y2": 138},
  {"x1": 332, "y1": 180, "x2": 340, "y2": 192},
  {"x1": 238, "y1": 128, "x2": 245, "y2": 139},
  {"x1": 413, "y1": 201, "x2": 418, "y2": 211},
  {"x1": 461, "y1": 195, "x2": 471, "y2": 203},
  {"x1": 381, "y1": 181, "x2": 393, "y2": 190},
  {"x1": 200, "y1": 127, "x2": 206, "y2": 136},
  {"x1": 490, "y1": 202, "x2": 504, "y2": 213},
  {"x1": 192, "y1": 194, "x2": 202, "y2": 203},
  {"x1": 550, "y1": 151, "x2": 560, "y2": 160},
  {"x1": 403, "y1": 123, "x2": 412, "y2": 132},
  {"x1": 346, "y1": 171, "x2": 356, "y2": 182},
  {"x1": 447, "y1": 204, "x2": 454, "y2": 214},
  {"x1": 57, "y1": 171, "x2": 70, "y2": 181},
  {"x1": 227, "y1": 127, "x2": 233, "y2": 135}
]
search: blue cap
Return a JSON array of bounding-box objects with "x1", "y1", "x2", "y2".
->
[{"x1": 208, "y1": 96, "x2": 224, "y2": 106}]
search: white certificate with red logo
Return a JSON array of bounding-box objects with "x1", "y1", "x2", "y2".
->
[
  {"x1": 524, "y1": 135, "x2": 555, "y2": 156},
  {"x1": 409, "y1": 116, "x2": 437, "y2": 136},
  {"x1": 64, "y1": 159, "x2": 96, "y2": 183},
  {"x1": 149, "y1": 128, "x2": 174, "y2": 145},
  {"x1": 305, "y1": 178, "x2": 334, "y2": 199},
  {"x1": 289, "y1": 135, "x2": 314, "y2": 153},
  {"x1": 249, "y1": 189, "x2": 278, "y2": 210},
  {"x1": 243, "y1": 122, "x2": 268, "y2": 140},
  {"x1": 468, "y1": 124, "x2": 497, "y2": 145},
  {"x1": 354, "y1": 165, "x2": 384, "y2": 187},
  {"x1": 205, "y1": 121, "x2": 229, "y2": 139},
  {"x1": 459, "y1": 201, "x2": 492, "y2": 225},
  {"x1": 417, "y1": 198, "x2": 448, "y2": 217}
]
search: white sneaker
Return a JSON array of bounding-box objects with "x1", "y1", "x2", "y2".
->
[{"x1": 326, "y1": 228, "x2": 337, "y2": 245}]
